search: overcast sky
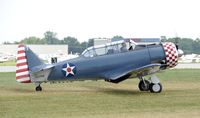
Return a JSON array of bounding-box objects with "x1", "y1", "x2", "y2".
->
[{"x1": 0, "y1": 0, "x2": 200, "y2": 43}]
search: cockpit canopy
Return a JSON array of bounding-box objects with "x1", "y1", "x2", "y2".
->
[{"x1": 81, "y1": 40, "x2": 143, "y2": 58}]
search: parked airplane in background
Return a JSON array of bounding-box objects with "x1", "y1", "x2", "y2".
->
[
  {"x1": 0, "y1": 53, "x2": 15, "y2": 63},
  {"x1": 16, "y1": 39, "x2": 183, "y2": 93}
]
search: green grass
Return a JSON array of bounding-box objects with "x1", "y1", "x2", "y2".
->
[
  {"x1": 0, "y1": 60, "x2": 16, "y2": 66},
  {"x1": 0, "y1": 69, "x2": 200, "y2": 118}
]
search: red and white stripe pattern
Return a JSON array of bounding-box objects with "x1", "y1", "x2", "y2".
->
[
  {"x1": 16, "y1": 44, "x2": 31, "y2": 83},
  {"x1": 162, "y1": 42, "x2": 178, "y2": 68}
]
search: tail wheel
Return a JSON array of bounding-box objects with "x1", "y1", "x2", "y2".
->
[
  {"x1": 138, "y1": 80, "x2": 150, "y2": 91},
  {"x1": 149, "y1": 83, "x2": 162, "y2": 93},
  {"x1": 36, "y1": 85, "x2": 42, "y2": 91}
]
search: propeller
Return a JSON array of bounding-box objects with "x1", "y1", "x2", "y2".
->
[
  {"x1": 174, "y1": 36, "x2": 184, "y2": 57},
  {"x1": 175, "y1": 36, "x2": 179, "y2": 50}
]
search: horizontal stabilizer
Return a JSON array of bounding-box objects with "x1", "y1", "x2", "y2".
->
[{"x1": 30, "y1": 64, "x2": 54, "y2": 74}]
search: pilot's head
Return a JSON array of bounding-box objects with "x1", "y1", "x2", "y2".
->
[{"x1": 122, "y1": 42, "x2": 126, "y2": 47}]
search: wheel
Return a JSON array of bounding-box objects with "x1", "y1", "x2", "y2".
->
[
  {"x1": 138, "y1": 80, "x2": 150, "y2": 91},
  {"x1": 35, "y1": 85, "x2": 42, "y2": 91},
  {"x1": 149, "y1": 83, "x2": 162, "y2": 93}
]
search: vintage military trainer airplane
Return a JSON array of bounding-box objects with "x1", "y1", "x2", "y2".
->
[{"x1": 16, "y1": 39, "x2": 183, "y2": 93}]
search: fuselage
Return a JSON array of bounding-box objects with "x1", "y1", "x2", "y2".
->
[{"x1": 47, "y1": 44, "x2": 166, "y2": 81}]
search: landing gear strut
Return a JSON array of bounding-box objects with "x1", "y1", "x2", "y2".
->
[
  {"x1": 138, "y1": 77, "x2": 150, "y2": 91},
  {"x1": 138, "y1": 75, "x2": 162, "y2": 93},
  {"x1": 35, "y1": 83, "x2": 42, "y2": 91}
]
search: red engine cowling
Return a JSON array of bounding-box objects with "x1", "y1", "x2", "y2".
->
[{"x1": 162, "y1": 42, "x2": 179, "y2": 68}]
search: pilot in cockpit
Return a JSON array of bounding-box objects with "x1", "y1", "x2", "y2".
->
[{"x1": 120, "y1": 43, "x2": 128, "y2": 52}]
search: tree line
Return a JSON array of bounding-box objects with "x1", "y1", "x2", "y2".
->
[
  {"x1": 162, "y1": 37, "x2": 200, "y2": 54},
  {"x1": 3, "y1": 31, "x2": 200, "y2": 54},
  {"x1": 4, "y1": 31, "x2": 92, "y2": 54}
]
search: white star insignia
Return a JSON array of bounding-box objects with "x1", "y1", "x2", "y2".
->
[{"x1": 62, "y1": 63, "x2": 75, "y2": 77}]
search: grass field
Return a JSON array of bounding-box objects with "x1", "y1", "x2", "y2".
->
[{"x1": 0, "y1": 69, "x2": 200, "y2": 118}]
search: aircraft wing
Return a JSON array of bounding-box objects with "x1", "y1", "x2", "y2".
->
[{"x1": 102, "y1": 63, "x2": 162, "y2": 83}]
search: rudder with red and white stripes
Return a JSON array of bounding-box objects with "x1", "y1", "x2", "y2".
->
[{"x1": 16, "y1": 44, "x2": 31, "y2": 83}]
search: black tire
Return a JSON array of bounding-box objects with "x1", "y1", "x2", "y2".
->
[
  {"x1": 138, "y1": 80, "x2": 150, "y2": 91},
  {"x1": 149, "y1": 83, "x2": 162, "y2": 93},
  {"x1": 36, "y1": 85, "x2": 42, "y2": 91}
]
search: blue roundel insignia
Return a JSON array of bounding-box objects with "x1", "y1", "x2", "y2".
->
[{"x1": 62, "y1": 63, "x2": 76, "y2": 78}]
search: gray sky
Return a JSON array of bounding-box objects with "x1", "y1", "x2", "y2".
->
[{"x1": 0, "y1": 0, "x2": 200, "y2": 43}]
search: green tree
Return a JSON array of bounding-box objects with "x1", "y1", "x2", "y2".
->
[
  {"x1": 21, "y1": 36, "x2": 43, "y2": 44},
  {"x1": 192, "y1": 38, "x2": 200, "y2": 54},
  {"x1": 63, "y1": 36, "x2": 79, "y2": 45},
  {"x1": 178, "y1": 38, "x2": 193, "y2": 54},
  {"x1": 3, "y1": 41, "x2": 11, "y2": 44},
  {"x1": 112, "y1": 35, "x2": 124, "y2": 41},
  {"x1": 80, "y1": 41, "x2": 88, "y2": 52},
  {"x1": 44, "y1": 31, "x2": 60, "y2": 44},
  {"x1": 87, "y1": 39, "x2": 94, "y2": 47},
  {"x1": 163, "y1": 37, "x2": 197, "y2": 54},
  {"x1": 160, "y1": 36, "x2": 167, "y2": 42},
  {"x1": 112, "y1": 35, "x2": 124, "y2": 39},
  {"x1": 63, "y1": 36, "x2": 81, "y2": 53}
]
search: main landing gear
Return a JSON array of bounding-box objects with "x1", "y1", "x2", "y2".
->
[
  {"x1": 138, "y1": 75, "x2": 162, "y2": 93},
  {"x1": 35, "y1": 83, "x2": 42, "y2": 91}
]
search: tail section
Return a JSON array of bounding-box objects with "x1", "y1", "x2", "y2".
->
[{"x1": 16, "y1": 44, "x2": 44, "y2": 83}]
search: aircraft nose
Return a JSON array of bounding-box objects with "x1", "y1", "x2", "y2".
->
[
  {"x1": 178, "y1": 49, "x2": 184, "y2": 57},
  {"x1": 162, "y1": 42, "x2": 179, "y2": 68}
]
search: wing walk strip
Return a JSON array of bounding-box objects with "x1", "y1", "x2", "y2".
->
[{"x1": 16, "y1": 44, "x2": 31, "y2": 83}]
